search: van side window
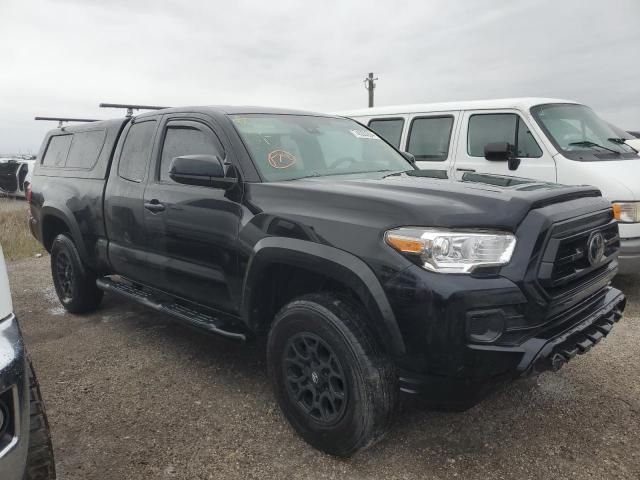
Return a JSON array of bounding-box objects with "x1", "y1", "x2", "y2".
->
[
  {"x1": 66, "y1": 130, "x2": 107, "y2": 169},
  {"x1": 118, "y1": 121, "x2": 157, "y2": 183},
  {"x1": 468, "y1": 114, "x2": 542, "y2": 158},
  {"x1": 407, "y1": 116, "x2": 454, "y2": 161},
  {"x1": 42, "y1": 135, "x2": 73, "y2": 167},
  {"x1": 368, "y1": 118, "x2": 404, "y2": 148},
  {"x1": 159, "y1": 124, "x2": 224, "y2": 182}
]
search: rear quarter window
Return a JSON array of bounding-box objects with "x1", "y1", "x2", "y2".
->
[
  {"x1": 42, "y1": 135, "x2": 73, "y2": 167},
  {"x1": 118, "y1": 121, "x2": 157, "y2": 183}
]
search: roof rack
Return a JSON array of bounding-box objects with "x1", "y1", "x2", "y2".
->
[
  {"x1": 99, "y1": 103, "x2": 169, "y2": 117},
  {"x1": 35, "y1": 116, "x2": 100, "y2": 128}
]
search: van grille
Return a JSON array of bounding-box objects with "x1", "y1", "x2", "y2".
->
[{"x1": 538, "y1": 211, "x2": 619, "y2": 299}]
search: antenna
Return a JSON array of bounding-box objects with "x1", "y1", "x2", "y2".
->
[
  {"x1": 35, "y1": 116, "x2": 100, "y2": 128},
  {"x1": 99, "y1": 103, "x2": 169, "y2": 117}
]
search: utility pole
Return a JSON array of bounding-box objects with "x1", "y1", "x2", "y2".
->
[{"x1": 364, "y1": 72, "x2": 378, "y2": 108}]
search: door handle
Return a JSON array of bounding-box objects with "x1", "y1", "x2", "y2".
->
[
  {"x1": 456, "y1": 168, "x2": 476, "y2": 172},
  {"x1": 144, "y1": 200, "x2": 166, "y2": 213}
]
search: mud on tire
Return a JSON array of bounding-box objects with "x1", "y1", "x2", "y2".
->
[
  {"x1": 50, "y1": 234, "x2": 103, "y2": 314},
  {"x1": 267, "y1": 293, "x2": 398, "y2": 457}
]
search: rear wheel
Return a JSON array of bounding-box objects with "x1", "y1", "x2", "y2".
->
[
  {"x1": 50, "y1": 234, "x2": 103, "y2": 313},
  {"x1": 267, "y1": 293, "x2": 397, "y2": 457},
  {"x1": 23, "y1": 360, "x2": 56, "y2": 480}
]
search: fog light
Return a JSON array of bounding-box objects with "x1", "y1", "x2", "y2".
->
[{"x1": 466, "y1": 309, "x2": 505, "y2": 343}]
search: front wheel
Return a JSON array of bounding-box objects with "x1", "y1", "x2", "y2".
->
[
  {"x1": 50, "y1": 234, "x2": 103, "y2": 313},
  {"x1": 267, "y1": 293, "x2": 398, "y2": 457}
]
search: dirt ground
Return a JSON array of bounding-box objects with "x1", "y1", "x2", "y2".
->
[{"x1": 7, "y1": 256, "x2": 640, "y2": 480}]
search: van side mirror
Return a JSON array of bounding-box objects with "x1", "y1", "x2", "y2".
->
[
  {"x1": 169, "y1": 154, "x2": 236, "y2": 188},
  {"x1": 483, "y1": 142, "x2": 521, "y2": 171}
]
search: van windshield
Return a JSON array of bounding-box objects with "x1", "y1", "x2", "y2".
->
[
  {"x1": 231, "y1": 114, "x2": 412, "y2": 181},
  {"x1": 531, "y1": 104, "x2": 637, "y2": 160}
]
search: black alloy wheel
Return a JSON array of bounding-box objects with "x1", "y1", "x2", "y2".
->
[{"x1": 283, "y1": 332, "x2": 347, "y2": 425}]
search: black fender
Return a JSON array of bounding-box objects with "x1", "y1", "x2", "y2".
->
[
  {"x1": 241, "y1": 237, "x2": 406, "y2": 357},
  {"x1": 40, "y1": 205, "x2": 90, "y2": 265}
]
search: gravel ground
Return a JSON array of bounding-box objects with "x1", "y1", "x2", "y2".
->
[{"x1": 7, "y1": 256, "x2": 640, "y2": 480}]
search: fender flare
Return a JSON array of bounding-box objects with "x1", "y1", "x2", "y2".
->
[
  {"x1": 241, "y1": 237, "x2": 406, "y2": 357},
  {"x1": 40, "y1": 205, "x2": 90, "y2": 264}
]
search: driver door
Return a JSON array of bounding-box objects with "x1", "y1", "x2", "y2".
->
[
  {"x1": 453, "y1": 110, "x2": 556, "y2": 182},
  {"x1": 143, "y1": 115, "x2": 243, "y2": 314}
]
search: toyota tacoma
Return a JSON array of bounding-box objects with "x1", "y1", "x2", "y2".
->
[{"x1": 29, "y1": 106, "x2": 626, "y2": 456}]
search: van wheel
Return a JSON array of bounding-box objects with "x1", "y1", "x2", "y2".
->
[
  {"x1": 267, "y1": 293, "x2": 397, "y2": 457},
  {"x1": 24, "y1": 360, "x2": 56, "y2": 480},
  {"x1": 50, "y1": 234, "x2": 103, "y2": 313}
]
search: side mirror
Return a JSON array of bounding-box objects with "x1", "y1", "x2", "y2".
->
[
  {"x1": 483, "y1": 142, "x2": 521, "y2": 171},
  {"x1": 401, "y1": 151, "x2": 416, "y2": 165},
  {"x1": 169, "y1": 154, "x2": 236, "y2": 188}
]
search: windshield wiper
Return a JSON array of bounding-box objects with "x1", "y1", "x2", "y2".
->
[
  {"x1": 285, "y1": 169, "x2": 403, "y2": 181},
  {"x1": 608, "y1": 137, "x2": 628, "y2": 145},
  {"x1": 568, "y1": 141, "x2": 620, "y2": 154}
]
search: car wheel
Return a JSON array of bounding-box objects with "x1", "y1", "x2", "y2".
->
[
  {"x1": 50, "y1": 234, "x2": 103, "y2": 313},
  {"x1": 23, "y1": 360, "x2": 56, "y2": 480},
  {"x1": 267, "y1": 293, "x2": 398, "y2": 457}
]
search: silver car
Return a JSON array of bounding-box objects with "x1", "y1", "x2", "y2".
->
[{"x1": 0, "y1": 245, "x2": 55, "y2": 480}]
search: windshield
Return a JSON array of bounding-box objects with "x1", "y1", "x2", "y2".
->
[
  {"x1": 531, "y1": 104, "x2": 637, "y2": 158},
  {"x1": 231, "y1": 114, "x2": 412, "y2": 181}
]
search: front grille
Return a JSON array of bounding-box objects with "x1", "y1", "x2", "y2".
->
[{"x1": 538, "y1": 210, "x2": 620, "y2": 299}]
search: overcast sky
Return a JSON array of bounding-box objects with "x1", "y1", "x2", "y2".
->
[{"x1": 1, "y1": 0, "x2": 639, "y2": 153}]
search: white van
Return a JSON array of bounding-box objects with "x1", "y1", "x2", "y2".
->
[{"x1": 339, "y1": 98, "x2": 640, "y2": 274}]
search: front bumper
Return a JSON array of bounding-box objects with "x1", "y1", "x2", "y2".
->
[
  {"x1": 618, "y1": 237, "x2": 640, "y2": 275},
  {"x1": 386, "y1": 262, "x2": 626, "y2": 409},
  {"x1": 397, "y1": 288, "x2": 626, "y2": 409},
  {"x1": 0, "y1": 314, "x2": 29, "y2": 480}
]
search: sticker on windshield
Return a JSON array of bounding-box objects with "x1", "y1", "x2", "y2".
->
[
  {"x1": 267, "y1": 150, "x2": 297, "y2": 169},
  {"x1": 350, "y1": 129, "x2": 380, "y2": 139}
]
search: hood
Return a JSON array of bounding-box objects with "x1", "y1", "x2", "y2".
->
[
  {"x1": 247, "y1": 170, "x2": 605, "y2": 232},
  {"x1": 557, "y1": 158, "x2": 639, "y2": 201}
]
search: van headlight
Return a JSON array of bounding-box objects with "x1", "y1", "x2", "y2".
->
[
  {"x1": 385, "y1": 228, "x2": 516, "y2": 273},
  {"x1": 613, "y1": 202, "x2": 640, "y2": 223}
]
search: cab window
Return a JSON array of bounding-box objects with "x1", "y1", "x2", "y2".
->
[
  {"x1": 468, "y1": 113, "x2": 542, "y2": 158},
  {"x1": 118, "y1": 120, "x2": 157, "y2": 183}
]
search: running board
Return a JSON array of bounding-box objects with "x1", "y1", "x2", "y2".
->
[{"x1": 96, "y1": 277, "x2": 246, "y2": 342}]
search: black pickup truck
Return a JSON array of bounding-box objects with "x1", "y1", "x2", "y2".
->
[{"x1": 29, "y1": 106, "x2": 626, "y2": 456}]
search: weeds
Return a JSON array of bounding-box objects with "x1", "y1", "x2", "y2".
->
[{"x1": 0, "y1": 198, "x2": 44, "y2": 260}]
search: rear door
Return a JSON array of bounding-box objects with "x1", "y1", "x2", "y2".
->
[
  {"x1": 453, "y1": 109, "x2": 556, "y2": 182},
  {"x1": 104, "y1": 117, "x2": 159, "y2": 283},
  {"x1": 142, "y1": 114, "x2": 243, "y2": 314}
]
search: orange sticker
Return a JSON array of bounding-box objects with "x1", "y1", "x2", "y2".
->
[{"x1": 267, "y1": 150, "x2": 297, "y2": 169}]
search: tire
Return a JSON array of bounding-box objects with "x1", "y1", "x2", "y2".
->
[
  {"x1": 50, "y1": 234, "x2": 103, "y2": 313},
  {"x1": 23, "y1": 360, "x2": 56, "y2": 480},
  {"x1": 267, "y1": 293, "x2": 398, "y2": 457}
]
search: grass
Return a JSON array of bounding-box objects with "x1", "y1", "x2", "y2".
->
[{"x1": 0, "y1": 198, "x2": 45, "y2": 260}]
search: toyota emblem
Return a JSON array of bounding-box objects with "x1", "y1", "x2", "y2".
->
[{"x1": 587, "y1": 232, "x2": 605, "y2": 266}]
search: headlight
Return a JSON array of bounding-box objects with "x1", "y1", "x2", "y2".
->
[
  {"x1": 613, "y1": 202, "x2": 640, "y2": 223},
  {"x1": 385, "y1": 227, "x2": 516, "y2": 273}
]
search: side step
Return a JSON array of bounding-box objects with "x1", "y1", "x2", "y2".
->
[{"x1": 96, "y1": 277, "x2": 246, "y2": 342}]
